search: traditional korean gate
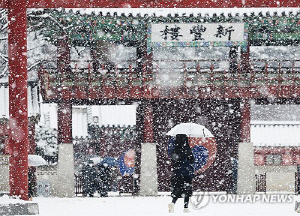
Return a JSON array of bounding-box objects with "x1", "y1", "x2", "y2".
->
[{"x1": 2, "y1": 0, "x2": 300, "y2": 199}]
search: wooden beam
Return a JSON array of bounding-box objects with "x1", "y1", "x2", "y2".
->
[
  {"x1": 143, "y1": 102, "x2": 154, "y2": 143},
  {"x1": 240, "y1": 99, "x2": 251, "y2": 143},
  {"x1": 0, "y1": 0, "x2": 7, "y2": 8},
  {"x1": 57, "y1": 102, "x2": 73, "y2": 144}
]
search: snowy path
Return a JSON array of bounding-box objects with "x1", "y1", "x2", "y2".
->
[{"x1": 32, "y1": 195, "x2": 300, "y2": 216}]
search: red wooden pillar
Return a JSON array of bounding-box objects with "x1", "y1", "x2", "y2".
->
[
  {"x1": 143, "y1": 103, "x2": 154, "y2": 143},
  {"x1": 8, "y1": 2, "x2": 29, "y2": 200},
  {"x1": 241, "y1": 99, "x2": 251, "y2": 143},
  {"x1": 57, "y1": 36, "x2": 71, "y2": 100},
  {"x1": 57, "y1": 35, "x2": 72, "y2": 144},
  {"x1": 57, "y1": 102, "x2": 72, "y2": 145},
  {"x1": 58, "y1": 36, "x2": 70, "y2": 74}
]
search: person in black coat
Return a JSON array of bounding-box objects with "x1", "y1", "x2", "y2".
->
[
  {"x1": 28, "y1": 166, "x2": 36, "y2": 201},
  {"x1": 96, "y1": 163, "x2": 110, "y2": 197},
  {"x1": 82, "y1": 160, "x2": 97, "y2": 197},
  {"x1": 168, "y1": 134, "x2": 195, "y2": 213}
]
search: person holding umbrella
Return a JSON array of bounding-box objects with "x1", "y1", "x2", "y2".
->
[{"x1": 168, "y1": 134, "x2": 195, "y2": 213}]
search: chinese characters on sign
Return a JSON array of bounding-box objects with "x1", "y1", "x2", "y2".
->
[
  {"x1": 190, "y1": 24, "x2": 206, "y2": 41},
  {"x1": 151, "y1": 23, "x2": 245, "y2": 43},
  {"x1": 160, "y1": 25, "x2": 183, "y2": 40},
  {"x1": 214, "y1": 25, "x2": 235, "y2": 40}
]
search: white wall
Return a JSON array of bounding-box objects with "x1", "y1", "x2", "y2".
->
[
  {"x1": 39, "y1": 103, "x2": 57, "y2": 129},
  {"x1": 0, "y1": 86, "x2": 8, "y2": 118},
  {"x1": 0, "y1": 85, "x2": 40, "y2": 118},
  {"x1": 39, "y1": 104, "x2": 137, "y2": 138},
  {"x1": 255, "y1": 166, "x2": 297, "y2": 193},
  {"x1": 251, "y1": 121, "x2": 300, "y2": 146},
  {"x1": 72, "y1": 106, "x2": 88, "y2": 138},
  {"x1": 92, "y1": 105, "x2": 137, "y2": 126}
]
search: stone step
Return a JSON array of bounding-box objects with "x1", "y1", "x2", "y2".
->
[{"x1": 0, "y1": 203, "x2": 39, "y2": 215}]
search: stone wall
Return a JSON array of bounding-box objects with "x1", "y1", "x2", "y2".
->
[
  {"x1": 36, "y1": 165, "x2": 58, "y2": 196},
  {"x1": 0, "y1": 155, "x2": 10, "y2": 193},
  {"x1": 255, "y1": 165, "x2": 297, "y2": 193}
]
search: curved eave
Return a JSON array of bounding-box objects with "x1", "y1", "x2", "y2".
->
[
  {"x1": 1, "y1": 0, "x2": 299, "y2": 9},
  {"x1": 29, "y1": 7, "x2": 300, "y2": 19},
  {"x1": 28, "y1": 7, "x2": 300, "y2": 46},
  {"x1": 4, "y1": 0, "x2": 300, "y2": 9}
]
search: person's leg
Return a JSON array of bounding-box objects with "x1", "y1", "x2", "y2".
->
[
  {"x1": 184, "y1": 196, "x2": 189, "y2": 208},
  {"x1": 169, "y1": 195, "x2": 178, "y2": 213},
  {"x1": 182, "y1": 195, "x2": 191, "y2": 213},
  {"x1": 168, "y1": 198, "x2": 177, "y2": 213},
  {"x1": 172, "y1": 197, "x2": 178, "y2": 204}
]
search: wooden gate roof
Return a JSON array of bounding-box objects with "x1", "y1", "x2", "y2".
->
[
  {"x1": 1, "y1": 0, "x2": 300, "y2": 8},
  {"x1": 29, "y1": 8, "x2": 300, "y2": 46}
]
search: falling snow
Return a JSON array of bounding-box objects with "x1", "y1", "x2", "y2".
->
[{"x1": 0, "y1": 5, "x2": 299, "y2": 216}]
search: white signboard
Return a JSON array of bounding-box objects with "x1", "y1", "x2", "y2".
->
[{"x1": 151, "y1": 23, "x2": 245, "y2": 43}]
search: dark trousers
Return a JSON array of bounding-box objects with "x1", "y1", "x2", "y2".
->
[{"x1": 172, "y1": 196, "x2": 190, "y2": 208}]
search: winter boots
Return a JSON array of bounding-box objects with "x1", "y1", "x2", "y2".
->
[
  {"x1": 183, "y1": 208, "x2": 190, "y2": 213},
  {"x1": 168, "y1": 203, "x2": 191, "y2": 213},
  {"x1": 168, "y1": 203, "x2": 175, "y2": 213}
]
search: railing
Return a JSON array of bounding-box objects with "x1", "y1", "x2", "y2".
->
[
  {"x1": 152, "y1": 59, "x2": 300, "y2": 88},
  {"x1": 250, "y1": 59, "x2": 300, "y2": 86},
  {"x1": 74, "y1": 174, "x2": 134, "y2": 196},
  {"x1": 255, "y1": 173, "x2": 266, "y2": 192},
  {"x1": 39, "y1": 59, "x2": 300, "y2": 100},
  {"x1": 75, "y1": 174, "x2": 83, "y2": 196}
]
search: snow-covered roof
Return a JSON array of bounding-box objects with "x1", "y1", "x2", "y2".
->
[
  {"x1": 251, "y1": 121, "x2": 300, "y2": 147},
  {"x1": 251, "y1": 104, "x2": 300, "y2": 121},
  {"x1": 30, "y1": 7, "x2": 300, "y2": 18}
]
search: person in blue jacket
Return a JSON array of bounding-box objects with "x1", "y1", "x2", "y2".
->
[{"x1": 168, "y1": 134, "x2": 195, "y2": 213}]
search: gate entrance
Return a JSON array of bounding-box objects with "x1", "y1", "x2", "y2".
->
[{"x1": 2, "y1": 2, "x2": 300, "y2": 199}]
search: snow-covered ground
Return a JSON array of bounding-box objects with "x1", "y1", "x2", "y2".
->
[
  {"x1": 30, "y1": 195, "x2": 300, "y2": 216},
  {"x1": 2, "y1": 193, "x2": 300, "y2": 216}
]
